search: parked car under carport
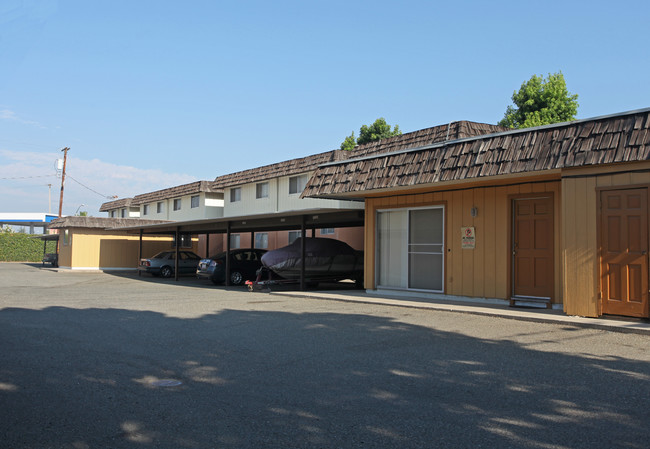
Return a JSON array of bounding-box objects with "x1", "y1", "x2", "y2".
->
[
  {"x1": 196, "y1": 248, "x2": 267, "y2": 285},
  {"x1": 139, "y1": 250, "x2": 202, "y2": 278}
]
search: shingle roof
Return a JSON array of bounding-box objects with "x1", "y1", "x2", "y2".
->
[
  {"x1": 131, "y1": 181, "x2": 219, "y2": 206},
  {"x1": 210, "y1": 121, "x2": 505, "y2": 190},
  {"x1": 303, "y1": 109, "x2": 650, "y2": 198},
  {"x1": 99, "y1": 197, "x2": 133, "y2": 212},
  {"x1": 346, "y1": 121, "x2": 508, "y2": 159},
  {"x1": 210, "y1": 150, "x2": 343, "y2": 189},
  {"x1": 49, "y1": 217, "x2": 172, "y2": 229}
]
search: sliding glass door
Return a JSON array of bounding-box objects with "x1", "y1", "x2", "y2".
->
[{"x1": 377, "y1": 206, "x2": 444, "y2": 292}]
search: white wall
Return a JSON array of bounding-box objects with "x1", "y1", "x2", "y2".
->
[
  {"x1": 139, "y1": 192, "x2": 224, "y2": 221},
  {"x1": 224, "y1": 172, "x2": 363, "y2": 218}
]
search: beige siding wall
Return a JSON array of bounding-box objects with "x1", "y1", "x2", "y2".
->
[
  {"x1": 365, "y1": 180, "x2": 562, "y2": 302},
  {"x1": 62, "y1": 228, "x2": 191, "y2": 270},
  {"x1": 562, "y1": 162, "x2": 650, "y2": 317}
]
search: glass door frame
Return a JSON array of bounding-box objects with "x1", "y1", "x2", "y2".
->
[{"x1": 375, "y1": 204, "x2": 445, "y2": 293}]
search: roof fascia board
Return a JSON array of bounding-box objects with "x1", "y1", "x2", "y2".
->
[{"x1": 308, "y1": 170, "x2": 563, "y2": 201}]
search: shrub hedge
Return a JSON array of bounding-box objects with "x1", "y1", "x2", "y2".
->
[{"x1": 0, "y1": 232, "x2": 57, "y2": 262}]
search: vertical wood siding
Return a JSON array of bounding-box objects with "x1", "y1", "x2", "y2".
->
[
  {"x1": 562, "y1": 165, "x2": 650, "y2": 317},
  {"x1": 365, "y1": 180, "x2": 561, "y2": 302}
]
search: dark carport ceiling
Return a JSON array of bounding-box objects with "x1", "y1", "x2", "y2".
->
[{"x1": 112, "y1": 208, "x2": 365, "y2": 236}]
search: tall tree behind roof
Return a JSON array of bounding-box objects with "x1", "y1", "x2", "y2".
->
[
  {"x1": 340, "y1": 118, "x2": 402, "y2": 150},
  {"x1": 498, "y1": 72, "x2": 579, "y2": 129}
]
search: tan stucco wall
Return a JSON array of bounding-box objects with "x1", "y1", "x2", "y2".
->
[{"x1": 61, "y1": 228, "x2": 197, "y2": 270}]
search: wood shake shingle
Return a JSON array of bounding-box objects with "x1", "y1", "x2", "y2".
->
[
  {"x1": 131, "y1": 181, "x2": 219, "y2": 206},
  {"x1": 98, "y1": 198, "x2": 133, "y2": 212},
  {"x1": 49, "y1": 217, "x2": 171, "y2": 229},
  {"x1": 302, "y1": 109, "x2": 650, "y2": 198},
  {"x1": 208, "y1": 121, "x2": 506, "y2": 190}
]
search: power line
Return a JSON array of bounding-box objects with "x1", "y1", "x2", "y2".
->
[
  {"x1": 67, "y1": 174, "x2": 116, "y2": 199},
  {"x1": 0, "y1": 174, "x2": 56, "y2": 180}
]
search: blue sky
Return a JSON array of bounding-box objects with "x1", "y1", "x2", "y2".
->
[{"x1": 1, "y1": 0, "x2": 649, "y2": 215}]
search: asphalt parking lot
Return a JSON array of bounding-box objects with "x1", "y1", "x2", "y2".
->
[{"x1": 1, "y1": 263, "x2": 649, "y2": 449}]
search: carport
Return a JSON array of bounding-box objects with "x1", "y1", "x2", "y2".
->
[{"x1": 115, "y1": 208, "x2": 365, "y2": 289}]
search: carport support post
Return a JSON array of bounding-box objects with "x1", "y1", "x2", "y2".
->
[
  {"x1": 174, "y1": 227, "x2": 180, "y2": 281},
  {"x1": 205, "y1": 233, "x2": 210, "y2": 258},
  {"x1": 300, "y1": 215, "x2": 306, "y2": 291},
  {"x1": 225, "y1": 222, "x2": 231, "y2": 286},
  {"x1": 138, "y1": 230, "x2": 143, "y2": 277},
  {"x1": 250, "y1": 231, "x2": 254, "y2": 249}
]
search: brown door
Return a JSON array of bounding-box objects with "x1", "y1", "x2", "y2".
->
[
  {"x1": 600, "y1": 189, "x2": 649, "y2": 317},
  {"x1": 512, "y1": 197, "x2": 554, "y2": 299}
]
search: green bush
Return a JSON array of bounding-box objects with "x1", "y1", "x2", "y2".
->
[{"x1": 0, "y1": 230, "x2": 57, "y2": 262}]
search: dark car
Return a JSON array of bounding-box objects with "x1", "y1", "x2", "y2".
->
[
  {"x1": 42, "y1": 253, "x2": 58, "y2": 267},
  {"x1": 139, "y1": 250, "x2": 202, "y2": 278},
  {"x1": 196, "y1": 248, "x2": 267, "y2": 285}
]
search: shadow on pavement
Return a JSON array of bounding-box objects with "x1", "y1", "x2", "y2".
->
[{"x1": 1, "y1": 305, "x2": 649, "y2": 448}]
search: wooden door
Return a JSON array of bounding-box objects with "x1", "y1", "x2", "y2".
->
[
  {"x1": 600, "y1": 189, "x2": 649, "y2": 317},
  {"x1": 512, "y1": 197, "x2": 554, "y2": 299}
]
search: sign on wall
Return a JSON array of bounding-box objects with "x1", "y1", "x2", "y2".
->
[{"x1": 461, "y1": 226, "x2": 475, "y2": 249}]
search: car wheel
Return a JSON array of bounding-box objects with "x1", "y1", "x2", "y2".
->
[
  {"x1": 230, "y1": 271, "x2": 244, "y2": 285},
  {"x1": 211, "y1": 276, "x2": 223, "y2": 285},
  {"x1": 160, "y1": 266, "x2": 173, "y2": 278}
]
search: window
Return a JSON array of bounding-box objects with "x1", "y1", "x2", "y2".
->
[
  {"x1": 63, "y1": 229, "x2": 70, "y2": 246},
  {"x1": 172, "y1": 233, "x2": 192, "y2": 248},
  {"x1": 157, "y1": 202, "x2": 164, "y2": 213},
  {"x1": 173, "y1": 198, "x2": 182, "y2": 211},
  {"x1": 256, "y1": 182, "x2": 269, "y2": 199},
  {"x1": 191, "y1": 195, "x2": 200, "y2": 208},
  {"x1": 320, "y1": 228, "x2": 335, "y2": 235},
  {"x1": 110, "y1": 211, "x2": 115, "y2": 217},
  {"x1": 143, "y1": 204, "x2": 149, "y2": 216},
  {"x1": 255, "y1": 232, "x2": 268, "y2": 249},
  {"x1": 289, "y1": 175, "x2": 308, "y2": 194},
  {"x1": 230, "y1": 187, "x2": 241, "y2": 202},
  {"x1": 288, "y1": 231, "x2": 301, "y2": 245},
  {"x1": 121, "y1": 208, "x2": 126, "y2": 218},
  {"x1": 230, "y1": 233, "x2": 241, "y2": 249},
  {"x1": 377, "y1": 206, "x2": 444, "y2": 292}
]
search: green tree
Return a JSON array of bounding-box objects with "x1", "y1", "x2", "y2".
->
[
  {"x1": 340, "y1": 132, "x2": 356, "y2": 151},
  {"x1": 340, "y1": 118, "x2": 402, "y2": 150},
  {"x1": 498, "y1": 72, "x2": 579, "y2": 129}
]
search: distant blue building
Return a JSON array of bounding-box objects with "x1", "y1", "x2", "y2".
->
[{"x1": 0, "y1": 213, "x2": 60, "y2": 234}]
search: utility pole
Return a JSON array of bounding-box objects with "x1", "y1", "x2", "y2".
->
[
  {"x1": 47, "y1": 184, "x2": 52, "y2": 214},
  {"x1": 58, "y1": 147, "x2": 69, "y2": 218}
]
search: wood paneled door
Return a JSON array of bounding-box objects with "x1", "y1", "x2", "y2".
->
[
  {"x1": 599, "y1": 188, "x2": 649, "y2": 318},
  {"x1": 512, "y1": 196, "x2": 554, "y2": 302}
]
